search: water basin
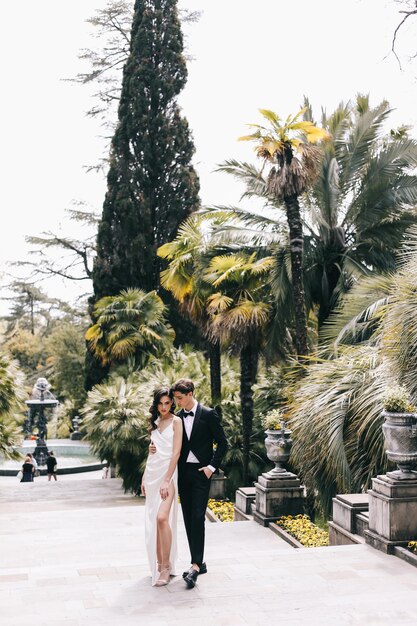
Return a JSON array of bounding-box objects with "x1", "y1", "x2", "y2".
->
[{"x1": 0, "y1": 439, "x2": 105, "y2": 476}]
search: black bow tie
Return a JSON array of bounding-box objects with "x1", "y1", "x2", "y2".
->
[{"x1": 183, "y1": 410, "x2": 194, "y2": 417}]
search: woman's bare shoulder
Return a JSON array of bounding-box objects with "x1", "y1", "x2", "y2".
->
[{"x1": 173, "y1": 415, "x2": 182, "y2": 425}]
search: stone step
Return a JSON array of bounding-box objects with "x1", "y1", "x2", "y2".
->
[
  {"x1": 0, "y1": 478, "x2": 137, "y2": 513},
  {"x1": 2, "y1": 478, "x2": 417, "y2": 625}
]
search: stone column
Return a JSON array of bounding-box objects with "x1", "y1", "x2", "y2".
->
[
  {"x1": 365, "y1": 474, "x2": 417, "y2": 553},
  {"x1": 253, "y1": 469, "x2": 305, "y2": 527}
]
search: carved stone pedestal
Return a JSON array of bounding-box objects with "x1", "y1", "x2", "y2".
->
[
  {"x1": 234, "y1": 487, "x2": 256, "y2": 521},
  {"x1": 253, "y1": 470, "x2": 305, "y2": 527},
  {"x1": 209, "y1": 469, "x2": 226, "y2": 499},
  {"x1": 329, "y1": 493, "x2": 369, "y2": 546},
  {"x1": 365, "y1": 474, "x2": 417, "y2": 553}
]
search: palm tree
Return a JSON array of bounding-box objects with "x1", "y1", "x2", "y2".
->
[
  {"x1": 239, "y1": 108, "x2": 328, "y2": 358},
  {"x1": 204, "y1": 252, "x2": 274, "y2": 484},
  {"x1": 286, "y1": 344, "x2": 391, "y2": 517},
  {"x1": 220, "y1": 398, "x2": 268, "y2": 497},
  {"x1": 132, "y1": 344, "x2": 241, "y2": 409},
  {"x1": 158, "y1": 215, "x2": 224, "y2": 407},
  {"x1": 81, "y1": 376, "x2": 148, "y2": 492},
  {"x1": 284, "y1": 226, "x2": 417, "y2": 516},
  {"x1": 306, "y1": 95, "x2": 417, "y2": 326},
  {"x1": 85, "y1": 288, "x2": 174, "y2": 373},
  {"x1": 215, "y1": 97, "x2": 417, "y2": 343},
  {"x1": 376, "y1": 228, "x2": 417, "y2": 400},
  {"x1": 0, "y1": 353, "x2": 26, "y2": 460}
]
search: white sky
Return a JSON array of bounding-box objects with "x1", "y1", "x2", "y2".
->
[{"x1": 1, "y1": 0, "x2": 416, "y2": 312}]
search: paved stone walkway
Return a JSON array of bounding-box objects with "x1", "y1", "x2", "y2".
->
[{"x1": 1, "y1": 478, "x2": 417, "y2": 626}]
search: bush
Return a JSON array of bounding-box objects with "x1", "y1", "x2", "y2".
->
[
  {"x1": 276, "y1": 514, "x2": 329, "y2": 547},
  {"x1": 407, "y1": 541, "x2": 417, "y2": 554},
  {"x1": 261, "y1": 408, "x2": 285, "y2": 430},
  {"x1": 382, "y1": 384, "x2": 415, "y2": 413},
  {"x1": 207, "y1": 498, "x2": 234, "y2": 522}
]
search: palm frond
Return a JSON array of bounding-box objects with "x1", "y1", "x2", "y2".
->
[
  {"x1": 320, "y1": 273, "x2": 393, "y2": 348},
  {"x1": 215, "y1": 160, "x2": 271, "y2": 200},
  {"x1": 288, "y1": 345, "x2": 391, "y2": 516},
  {"x1": 337, "y1": 100, "x2": 391, "y2": 196}
]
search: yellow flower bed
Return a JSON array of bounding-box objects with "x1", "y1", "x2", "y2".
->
[
  {"x1": 276, "y1": 514, "x2": 329, "y2": 547},
  {"x1": 207, "y1": 498, "x2": 234, "y2": 522},
  {"x1": 407, "y1": 541, "x2": 417, "y2": 554}
]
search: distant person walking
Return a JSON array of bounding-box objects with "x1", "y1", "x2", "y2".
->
[
  {"x1": 46, "y1": 450, "x2": 58, "y2": 481},
  {"x1": 20, "y1": 455, "x2": 35, "y2": 482},
  {"x1": 27, "y1": 453, "x2": 39, "y2": 478}
]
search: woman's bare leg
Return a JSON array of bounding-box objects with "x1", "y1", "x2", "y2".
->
[
  {"x1": 156, "y1": 483, "x2": 175, "y2": 579},
  {"x1": 156, "y1": 524, "x2": 162, "y2": 570}
]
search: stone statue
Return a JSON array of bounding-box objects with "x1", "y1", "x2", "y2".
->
[{"x1": 31, "y1": 377, "x2": 54, "y2": 401}]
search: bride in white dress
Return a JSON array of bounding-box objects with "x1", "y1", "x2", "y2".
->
[{"x1": 141, "y1": 386, "x2": 183, "y2": 586}]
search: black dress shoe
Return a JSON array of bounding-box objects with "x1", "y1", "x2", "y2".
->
[
  {"x1": 184, "y1": 568, "x2": 199, "y2": 589},
  {"x1": 182, "y1": 562, "x2": 207, "y2": 579}
]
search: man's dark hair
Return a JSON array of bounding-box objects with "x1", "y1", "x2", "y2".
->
[{"x1": 171, "y1": 378, "x2": 194, "y2": 394}]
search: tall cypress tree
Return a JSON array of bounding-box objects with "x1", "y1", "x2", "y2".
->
[{"x1": 93, "y1": 0, "x2": 200, "y2": 300}]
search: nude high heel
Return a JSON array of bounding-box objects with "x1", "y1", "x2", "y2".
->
[{"x1": 155, "y1": 567, "x2": 170, "y2": 586}]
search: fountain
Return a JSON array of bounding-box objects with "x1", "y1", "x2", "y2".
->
[
  {"x1": 0, "y1": 377, "x2": 106, "y2": 478},
  {"x1": 25, "y1": 377, "x2": 59, "y2": 466}
]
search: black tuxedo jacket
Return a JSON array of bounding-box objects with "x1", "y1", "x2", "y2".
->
[{"x1": 178, "y1": 403, "x2": 228, "y2": 472}]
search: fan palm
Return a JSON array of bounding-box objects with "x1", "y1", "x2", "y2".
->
[
  {"x1": 158, "y1": 215, "x2": 223, "y2": 406},
  {"x1": 239, "y1": 107, "x2": 328, "y2": 358},
  {"x1": 215, "y1": 97, "x2": 417, "y2": 350},
  {"x1": 81, "y1": 376, "x2": 148, "y2": 492},
  {"x1": 85, "y1": 288, "x2": 174, "y2": 372},
  {"x1": 0, "y1": 353, "x2": 25, "y2": 459},
  {"x1": 204, "y1": 251, "x2": 274, "y2": 484}
]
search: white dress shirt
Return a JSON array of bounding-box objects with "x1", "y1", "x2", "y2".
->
[
  {"x1": 183, "y1": 400, "x2": 215, "y2": 473},
  {"x1": 183, "y1": 399, "x2": 199, "y2": 463}
]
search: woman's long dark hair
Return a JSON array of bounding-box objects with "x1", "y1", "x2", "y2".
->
[{"x1": 148, "y1": 386, "x2": 175, "y2": 433}]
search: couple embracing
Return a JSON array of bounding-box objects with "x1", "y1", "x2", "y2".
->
[{"x1": 141, "y1": 378, "x2": 228, "y2": 588}]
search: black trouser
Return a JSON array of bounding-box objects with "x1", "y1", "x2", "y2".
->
[{"x1": 178, "y1": 463, "x2": 211, "y2": 567}]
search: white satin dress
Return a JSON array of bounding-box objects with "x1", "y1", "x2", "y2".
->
[{"x1": 143, "y1": 418, "x2": 178, "y2": 585}]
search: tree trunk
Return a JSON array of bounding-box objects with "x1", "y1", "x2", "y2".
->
[
  {"x1": 240, "y1": 343, "x2": 258, "y2": 485},
  {"x1": 209, "y1": 340, "x2": 222, "y2": 411},
  {"x1": 284, "y1": 193, "x2": 308, "y2": 358},
  {"x1": 317, "y1": 228, "x2": 347, "y2": 328}
]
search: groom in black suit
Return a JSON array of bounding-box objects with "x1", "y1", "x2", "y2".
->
[{"x1": 171, "y1": 378, "x2": 228, "y2": 589}]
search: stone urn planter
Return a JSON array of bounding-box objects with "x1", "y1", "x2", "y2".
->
[
  {"x1": 381, "y1": 384, "x2": 417, "y2": 480},
  {"x1": 261, "y1": 409, "x2": 293, "y2": 478},
  {"x1": 382, "y1": 410, "x2": 417, "y2": 479},
  {"x1": 254, "y1": 409, "x2": 304, "y2": 526},
  {"x1": 264, "y1": 425, "x2": 293, "y2": 477}
]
